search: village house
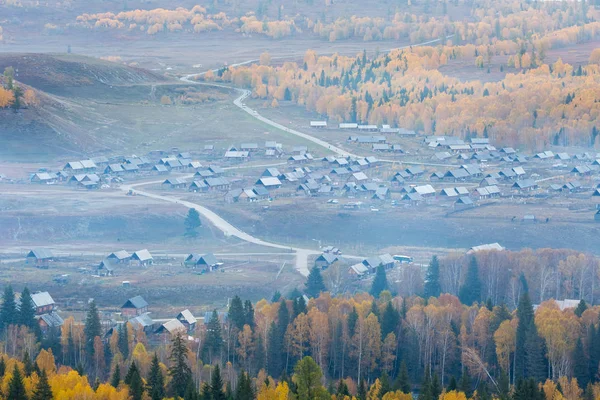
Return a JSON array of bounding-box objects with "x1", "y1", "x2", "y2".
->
[
  {"x1": 96, "y1": 259, "x2": 117, "y2": 276},
  {"x1": 208, "y1": 166, "x2": 225, "y2": 175},
  {"x1": 348, "y1": 263, "x2": 369, "y2": 277},
  {"x1": 37, "y1": 313, "x2": 64, "y2": 333},
  {"x1": 189, "y1": 181, "x2": 209, "y2": 192},
  {"x1": 512, "y1": 179, "x2": 538, "y2": 191},
  {"x1": 204, "y1": 177, "x2": 231, "y2": 191},
  {"x1": 121, "y1": 296, "x2": 149, "y2": 317},
  {"x1": 155, "y1": 319, "x2": 187, "y2": 339},
  {"x1": 30, "y1": 292, "x2": 56, "y2": 315},
  {"x1": 314, "y1": 253, "x2": 338, "y2": 269},
  {"x1": 26, "y1": 248, "x2": 54, "y2": 268},
  {"x1": 152, "y1": 165, "x2": 169, "y2": 174},
  {"x1": 261, "y1": 168, "x2": 281, "y2": 177},
  {"x1": 162, "y1": 178, "x2": 187, "y2": 189},
  {"x1": 177, "y1": 309, "x2": 197, "y2": 332},
  {"x1": 107, "y1": 250, "x2": 131, "y2": 264},
  {"x1": 131, "y1": 249, "x2": 153, "y2": 266},
  {"x1": 128, "y1": 313, "x2": 154, "y2": 334},
  {"x1": 31, "y1": 173, "x2": 56, "y2": 184},
  {"x1": 185, "y1": 253, "x2": 220, "y2": 272},
  {"x1": 104, "y1": 164, "x2": 125, "y2": 175},
  {"x1": 256, "y1": 177, "x2": 282, "y2": 189}
]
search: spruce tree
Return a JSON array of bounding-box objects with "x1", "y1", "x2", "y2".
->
[
  {"x1": 574, "y1": 337, "x2": 589, "y2": 387},
  {"x1": 243, "y1": 300, "x2": 254, "y2": 328},
  {"x1": 32, "y1": 369, "x2": 52, "y2": 400},
  {"x1": 203, "y1": 310, "x2": 223, "y2": 362},
  {"x1": 305, "y1": 267, "x2": 326, "y2": 298},
  {"x1": 200, "y1": 383, "x2": 211, "y2": 400},
  {"x1": 370, "y1": 266, "x2": 389, "y2": 298},
  {"x1": 22, "y1": 351, "x2": 34, "y2": 377},
  {"x1": 459, "y1": 257, "x2": 482, "y2": 305},
  {"x1": 124, "y1": 362, "x2": 140, "y2": 386},
  {"x1": 184, "y1": 208, "x2": 202, "y2": 237},
  {"x1": 148, "y1": 353, "x2": 166, "y2": 400},
  {"x1": 423, "y1": 256, "x2": 441, "y2": 298},
  {"x1": 253, "y1": 333, "x2": 266, "y2": 373},
  {"x1": 381, "y1": 301, "x2": 400, "y2": 338},
  {"x1": 0, "y1": 357, "x2": 6, "y2": 378},
  {"x1": 515, "y1": 279, "x2": 534, "y2": 382},
  {"x1": 267, "y1": 322, "x2": 282, "y2": 377},
  {"x1": 84, "y1": 300, "x2": 101, "y2": 357},
  {"x1": 110, "y1": 364, "x2": 121, "y2": 388},
  {"x1": 210, "y1": 364, "x2": 226, "y2": 400},
  {"x1": 447, "y1": 376, "x2": 457, "y2": 392},
  {"x1": 394, "y1": 360, "x2": 411, "y2": 394},
  {"x1": 228, "y1": 296, "x2": 245, "y2": 330},
  {"x1": 336, "y1": 379, "x2": 350, "y2": 397},
  {"x1": 589, "y1": 322, "x2": 600, "y2": 382},
  {"x1": 234, "y1": 371, "x2": 253, "y2": 400},
  {"x1": 575, "y1": 299, "x2": 588, "y2": 317},
  {"x1": 18, "y1": 288, "x2": 35, "y2": 328},
  {"x1": 169, "y1": 332, "x2": 192, "y2": 397},
  {"x1": 118, "y1": 323, "x2": 130, "y2": 360},
  {"x1": 1, "y1": 285, "x2": 17, "y2": 330},
  {"x1": 357, "y1": 379, "x2": 367, "y2": 400},
  {"x1": 347, "y1": 307, "x2": 358, "y2": 337},
  {"x1": 459, "y1": 370, "x2": 472, "y2": 398},
  {"x1": 184, "y1": 381, "x2": 198, "y2": 400},
  {"x1": 430, "y1": 373, "x2": 441, "y2": 400},
  {"x1": 380, "y1": 373, "x2": 391, "y2": 398},
  {"x1": 7, "y1": 365, "x2": 27, "y2": 400},
  {"x1": 127, "y1": 363, "x2": 144, "y2": 400}
]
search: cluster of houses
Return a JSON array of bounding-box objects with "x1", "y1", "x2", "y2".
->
[
  {"x1": 310, "y1": 121, "x2": 416, "y2": 136},
  {"x1": 14, "y1": 290, "x2": 64, "y2": 333},
  {"x1": 313, "y1": 250, "x2": 398, "y2": 278}
]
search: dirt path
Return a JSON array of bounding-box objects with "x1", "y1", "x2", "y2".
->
[{"x1": 120, "y1": 182, "x2": 318, "y2": 276}]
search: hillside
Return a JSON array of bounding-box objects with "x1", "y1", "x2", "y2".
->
[
  {"x1": 0, "y1": 53, "x2": 165, "y2": 94},
  {"x1": 0, "y1": 53, "x2": 172, "y2": 160}
]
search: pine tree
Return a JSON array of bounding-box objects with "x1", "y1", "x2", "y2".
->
[
  {"x1": 184, "y1": 381, "x2": 198, "y2": 400},
  {"x1": 381, "y1": 301, "x2": 400, "y2": 338},
  {"x1": 210, "y1": 364, "x2": 226, "y2": 400},
  {"x1": 512, "y1": 378, "x2": 544, "y2": 400},
  {"x1": 169, "y1": 332, "x2": 192, "y2": 397},
  {"x1": 254, "y1": 333, "x2": 266, "y2": 373},
  {"x1": 200, "y1": 383, "x2": 211, "y2": 400},
  {"x1": 575, "y1": 300, "x2": 588, "y2": 317},
  {"x1": 347, "y1": 307, "x2": 359, "y2": 337},
  {"x1": 515, "y1": 280, "x2": 533, "y2": 382},
  {"x1": 459, "y1": 257, "x2": 482, "y2": 305},
  {"x1": 124, "y1": 362, "x2": 139, "y2": 385},
  {"x1": 380, "y1": 373, "x2": 391, "y2": 398},
  {"x1": 243, "y1": 300, "x2": 254, "y2": 328},
  {"x1": 18, "y1": 288, "x2": 35, "y2": 328},
  {"x1": 228, "y1": 296, "x2": 245, "y2": 330},
  {"x1": 1, "y1": 285, "x2": 17, "y2": 330},
  {"x1": 394, "y1": 360, "x2": 410, "y2": 393},
  {"x1": 127, "y1": 362, "x2": 144, "y2": 400},
  {"x1": 447, "y1": 376, "x2": 457, "y2": 392},
  {"x1": 423, "y1": 256, "x2": 441, "y2": 298},
  {"x1": 459, "y1": 370, "x2": 472, "y2": 398},
  {"x1": 32, "y1": 369, "x2": 52, "y2": 400},
  {"x1": 22, "y1": 351, "x2": 34, "y2": 377},
  {"x1": 0, "y1": 357, "x2": 6, "y2": 378},
  {"x1": 589, "y1": 322, "x2": 600, "y2": 382},
  {"x1": 336, "y1": 379, "x2": 350, "y2": 397},
  {"x1": 574, "y1": 337, "x2": 589, "y2": 387},
  {"x1": 370, "y1": 266, "x2": 389, "y2": 298},
  {"x1": 267, "y1": 322, "x2": 282, "y2": 377},
  {"x1": 357, "y1": 379, "x2": 367, "y2": 400},
  {"x1": 184, "y1": 208, "x2": 202, "y2": 237},
  {"x1": 234, "y1": 371, "x2": 254, "y2": 400},
  {"x1": 430, "y1": 373, "x2": 441, "y2": 400},
  {"x1": 148, "y1": 353, "x2": 166, "y2": 400},
  {"x1": 7, "y1": 365, "x2": 27, "y2": 400},
  {"x1": 84, "y1": 300, "x2": 101, "y2": 357},
  {"x1": 118, "y1": 323, "x2": 129, "y2": 360},
  {"x1": 203, "y1": 310, "x2": 223, "y2": 362},
  {"x1": 305, "y1": 267, "x2": 326, "y2": 298},
  {"x1": 110, "y1": 364, "x2": 121, "y2": 388}
]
